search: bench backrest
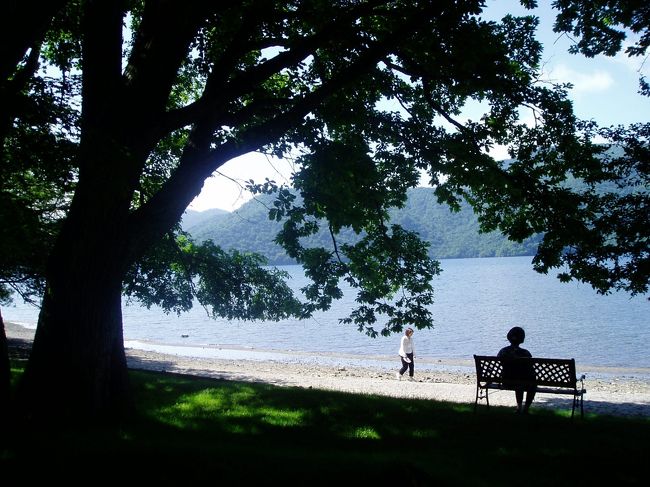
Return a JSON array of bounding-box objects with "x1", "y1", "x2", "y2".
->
[{"x1": 474, "y1": 355, "x2": 578, "y2": 388}]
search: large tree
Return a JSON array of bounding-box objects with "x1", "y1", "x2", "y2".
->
[{"x1": 2, "y1": 0, "x2": 647, "y2": 421}]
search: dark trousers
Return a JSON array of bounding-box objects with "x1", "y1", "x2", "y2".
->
[{"x1": 399, "y1": 353, "x2": 414, "y2": 377}]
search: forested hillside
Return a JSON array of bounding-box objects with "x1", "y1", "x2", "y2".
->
[
  {"x1": 182, "y1": 187, "x2": 541, "y2": 264},
  {"x1": 180, "y1": 207, "x2": 228, "y2": 229}
]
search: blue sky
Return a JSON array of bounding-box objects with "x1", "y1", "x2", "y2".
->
[
  {"x1": 489, "y1": 0, "x2": 649, "y2": 126},
  {"x1": 189, "y1": 1, "x2": 649, "y2": 212}
]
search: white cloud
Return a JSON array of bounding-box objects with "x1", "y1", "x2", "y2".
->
[{"x1": 544, "y1": 64, "x2": 614, "y2": 97}]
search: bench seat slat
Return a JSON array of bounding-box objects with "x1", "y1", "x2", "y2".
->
[{"x1": 482, "y1": 383, "x2": 586, "y2": 395}]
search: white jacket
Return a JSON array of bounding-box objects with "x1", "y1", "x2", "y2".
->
[{"x1": 398, "y1": 335, "x2": 414, "y2": 357}]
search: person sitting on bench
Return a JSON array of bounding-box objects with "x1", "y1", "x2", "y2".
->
[{"x1": 497, "y1": 326, "x2": 536, "y2": 414}]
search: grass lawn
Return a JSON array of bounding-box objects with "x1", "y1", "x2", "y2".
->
[{"x1": 3, "y1": 363, "x2": 648, "y2": 486}]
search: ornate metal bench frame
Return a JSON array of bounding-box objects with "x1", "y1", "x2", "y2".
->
[{"x1": 473, "y1": 355, "x2": 587, "y2": 418}]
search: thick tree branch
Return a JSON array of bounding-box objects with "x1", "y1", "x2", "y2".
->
[
  {"x1": 121, "y1": 1, "x2": 213, "y2": 150},
  {"x1": 0, "y1": 43, "x2": 42, "y2": 143},
  {"x1": 158, "y1": 0, "x2": 390, "y2": 137},
  {"x1": 127, "y1": 6, "x2": 436, "y2": 258}
]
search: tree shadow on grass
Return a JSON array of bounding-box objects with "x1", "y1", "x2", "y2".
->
[
  {"x1": 121, "y1": 368, "x2": 650, "y2": 485},
  {"x1": 6, "y1": 343, "x2": 650, "y2": 486},
  {"x1": 534, "y1": 395, "x2": 650, "y2": 418}
]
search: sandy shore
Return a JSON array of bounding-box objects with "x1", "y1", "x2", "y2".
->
[{"x1": 6, "y1": 321, "x2": 650, "y2": 418}]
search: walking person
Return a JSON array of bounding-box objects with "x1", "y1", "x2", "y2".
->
[
  {"x1": 497, "y1": 326, "x2": 536, "y2": 414},
  {"x1": 397, "y1": 327, "x2": 415, "y2": 380}
]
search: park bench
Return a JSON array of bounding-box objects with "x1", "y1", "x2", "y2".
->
[{"x1": 473, "y1": 355, "x2": 587, "y2": 418}]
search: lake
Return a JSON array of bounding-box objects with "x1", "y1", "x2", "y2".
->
[{"x1": 3, "y1": 256, "x2": 649, "y2": 373}]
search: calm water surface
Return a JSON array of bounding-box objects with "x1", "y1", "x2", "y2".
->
[{"x1": 4, "y1": 256, "x2": 648, "y2": 370}]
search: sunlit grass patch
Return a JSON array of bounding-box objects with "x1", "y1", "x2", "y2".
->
[
  {"x1": 9, "y1": 360, "x2": 25, "y2": 387},
  {"x1": 169, "y1": 389, "x2": 225, "y2": 413},
  {"x1": 150, "y1": 384, "x2": 308, "y2": 432},
  {"x1": 153, "y1": 387, "x2": 241, "y2": 427},
  {"x1": 258, "y1": 407, "x2": 306, "y2": 427},
  {"x1": 347, "y1": 426, "x2": 381, "y2": 440}
]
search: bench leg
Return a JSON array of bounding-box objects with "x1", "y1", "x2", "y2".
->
[
  {"x1": 571, "y1": 395, "x2": 576, "y2": 419},
  {"x1": 571, "y1": 393, "x2": 584, "y2": 419},
  {"x1": 580, "y1": 394, "x2": 584, "y2": 419},
  {"x1": 474, "y1": 386, "x2": 489, "y2": 413}
]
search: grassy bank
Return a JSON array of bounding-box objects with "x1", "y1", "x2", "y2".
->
[{"x1": 3, "y1": 362, "x2": 648, "y2": 486}]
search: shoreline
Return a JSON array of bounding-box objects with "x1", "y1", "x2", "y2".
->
[
  {"x1": 6, "y1": 321, "x2": 650, "y2": 418},
  {"x1": 123, "y1": 338, "x2": 650, "y2": 379}
]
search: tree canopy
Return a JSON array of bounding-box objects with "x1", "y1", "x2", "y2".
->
[{"x1": 1, "y1": 0, "x2": 648, "y2": 419}]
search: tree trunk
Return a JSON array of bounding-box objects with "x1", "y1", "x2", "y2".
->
[
  {"x1": 18, "y1": 250, "x2": 132, "y2": 423},
  {"x1": 17, "y1": 139, "x2": 138, "y2": 423}
]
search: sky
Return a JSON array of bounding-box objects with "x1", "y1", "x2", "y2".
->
[{"x1": 188, "y1": 1, "x2": 649, "y2": 212}]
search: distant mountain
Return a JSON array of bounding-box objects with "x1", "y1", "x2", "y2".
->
[
  {"x1": 181, "y1": 207, "x2": 228, "y2": 230},
  {"x1": 182, "y1": 187, "x2": 541, "y2": 264},
  {"x1": 387, "y1": 188, "x2": 541, "y2": 259}
]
